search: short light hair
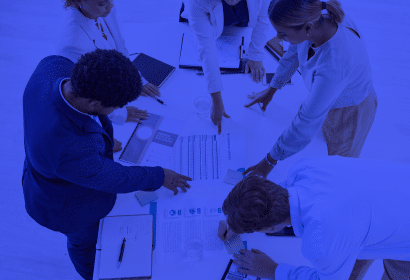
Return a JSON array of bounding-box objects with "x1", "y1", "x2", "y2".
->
[
  {"x1": 222, "y1": 176, "x2": 290, "y2": 234},
  {"x1": 268, "y1": 0, "x2": 345, "y2": 30}
]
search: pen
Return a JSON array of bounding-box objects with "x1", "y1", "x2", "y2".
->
[
  {"x1": 117, "y1": 238, "x2": 126, "y2": 269},
  {"x1": 148, "y1": 94, "x2": 166, "y2": 106}
]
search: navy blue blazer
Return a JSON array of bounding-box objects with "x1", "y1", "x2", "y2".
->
[{"x1": 22, "y1": 56, "x2": 164, "y2": 233}]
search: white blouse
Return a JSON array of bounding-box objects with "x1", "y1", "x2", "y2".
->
[
  {"x1": 268, "y1": 16, "x2": 374, "y2": 160},
  {"x1": 183, "y1": 0, "x2": 271, "y2": 94}
]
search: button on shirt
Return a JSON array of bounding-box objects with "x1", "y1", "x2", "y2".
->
[{"x1": 275, "y1": 156, "x2": 410, "y2": 280}]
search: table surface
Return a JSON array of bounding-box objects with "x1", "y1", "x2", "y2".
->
[{"x1": 93, "y1": 22, "x2": 327, "y2": 280}]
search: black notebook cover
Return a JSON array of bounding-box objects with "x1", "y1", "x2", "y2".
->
[{"x1": 132, "y1": 53, "x2": 176, "y2": 88}]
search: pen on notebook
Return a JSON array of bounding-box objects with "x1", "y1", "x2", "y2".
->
[
  {"x1": 148, "y1": 94, "x2": 166, "y2": 105},
  {"x1": 117, "y1": 238, "x2": 126, "y2": 269}
]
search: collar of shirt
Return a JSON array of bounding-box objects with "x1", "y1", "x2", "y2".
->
[{"x1": 59, "y1": 78, "x2": 102, "y2": 126}]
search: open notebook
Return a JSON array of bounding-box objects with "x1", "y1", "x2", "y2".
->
[{"x1": 99, "y1": 215, "x2": 154, "y2": 279}]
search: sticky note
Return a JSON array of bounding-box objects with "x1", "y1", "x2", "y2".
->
[
  {"x1": 224, "y1": 235, "x2": 245, "y2": 255},
  {"x1": 135, "y1": 191, "x2": 158, "y2": 207},
  {"x1": 223, "y1": 169, "x2": 244, "y2": 185}
]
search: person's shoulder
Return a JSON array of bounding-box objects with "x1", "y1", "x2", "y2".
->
[
  {"x1": 185, "y1": 0, "x2": 216, "y2": 13},
  {"x1": 38, "y1": 55, "x2": 75, "y2": 73}
]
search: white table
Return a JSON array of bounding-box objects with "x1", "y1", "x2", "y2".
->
[{"x1": 93, "y1": 22, "x2": 327, "y2": 280}]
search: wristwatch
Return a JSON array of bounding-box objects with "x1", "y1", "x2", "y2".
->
[{"x1": 265, "y1": 153, "x2": 277, "y2": 167}]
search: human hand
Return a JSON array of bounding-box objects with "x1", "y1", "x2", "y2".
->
[
  {"x1": 217, "y1": 220, "x2": 238, "y2": 242},
  {"x1": 233, "y1": 249, "x2": 279, "y2": 279},
  {"x1": 244, "y1": 87, "x2": 276, "y2": 112},
  {"x1": 113, "y1": 138, "x2": 122, "y2": 153},
  {"x1": 125, "y1": 106, "x2": 149, "y2": 123},
  {"x1": 242, "y1": 156, "x2": 276, "y2": 178},
  {"x1": 210, "y1": 92, "x2": 231, "y2": 135},
  {"x1": 162, "y1": 168, "x2": 192, "y2": 195},
  {"x1": 141, "y1": 82, "x2": 161, "y2": 97},
  {"x1": 245, "y1": 60, "x2": 265, "y2": 83}
]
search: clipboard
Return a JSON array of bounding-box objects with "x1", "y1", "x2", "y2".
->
[{"x1": 179, "y1": 33, "x2": 245, "y2": 73}]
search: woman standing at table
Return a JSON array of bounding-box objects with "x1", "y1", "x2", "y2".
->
[
  {"x1": 57, "y1": 0, "x2": 160, "y2": 152},
  {"x1": 244, "y1": 0, "x2": 377, "y2": 172},
  {"x1": 182, "y1": 0, "x2": 271, "y2": 134},
  {"x1": 243, "y1": 1, "x2": 378, "y2": 277}
]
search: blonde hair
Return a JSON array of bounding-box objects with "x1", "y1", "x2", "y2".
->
[{"x1": 268, "y1": 0, "x2": 345, "y2": 30}]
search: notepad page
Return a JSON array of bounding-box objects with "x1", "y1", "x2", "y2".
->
[{"x1": 99, "y1": 215, "x2": 153, "y2": 279}]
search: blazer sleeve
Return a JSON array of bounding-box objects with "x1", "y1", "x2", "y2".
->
[
  {"x1": 185, "y1": 0, "x2": 224, "y2": 94},
  {"x1": 247, "y1": 0, "x2": 271, "y2": 61},
  {"x1": 55, "y1": 145, "x2": 165, "y2": 193},
  {"x1": 56, "y1": 23, "x2": 96, "y2": 63}
]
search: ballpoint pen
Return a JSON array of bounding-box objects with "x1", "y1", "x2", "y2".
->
[
  {"x1": 117, "y1": 238, "x2": 126, "y2": 269},
  {"x1": 148, "y1": 94, "x2": 166, "y2": 105}
]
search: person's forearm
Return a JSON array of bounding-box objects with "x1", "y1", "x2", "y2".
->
[
  {"x1": 266, "y1": 152, "x2": 278, "y2": 166},
  {"x1": 211, "y1": 91, "x2": 223, "y2": 103},
  {"x1": 267, "y1": 86, "x2": 278, "y2": 96}
]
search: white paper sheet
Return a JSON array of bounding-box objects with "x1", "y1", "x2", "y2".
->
[
  {"x1": 179, "y1": 32, "x2": 242, "y2": 69},
  {"x1": 156, "y1": 133, "x2": 245, "y2": 181},
  {"x1": 99, "y1": 215, "x2": 153, "y2": 279},
  {"x1": 155, "y1": 196, "x2": 227, "y2": 264}
]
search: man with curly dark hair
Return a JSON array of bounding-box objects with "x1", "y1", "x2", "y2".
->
[{"x1": 22, "y1": 49, "x2": 192, "y2": 280}]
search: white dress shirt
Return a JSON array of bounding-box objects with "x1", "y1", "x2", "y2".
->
[
  {"x1": 183, "y1": 0, "x2": 271, "y2": 94},
  {"x1": 276, "y1": 156, "x2": 410, "y2": 280},
  {"x1": 268, "y1": 16, "x2": 374, "y2": 160}
]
